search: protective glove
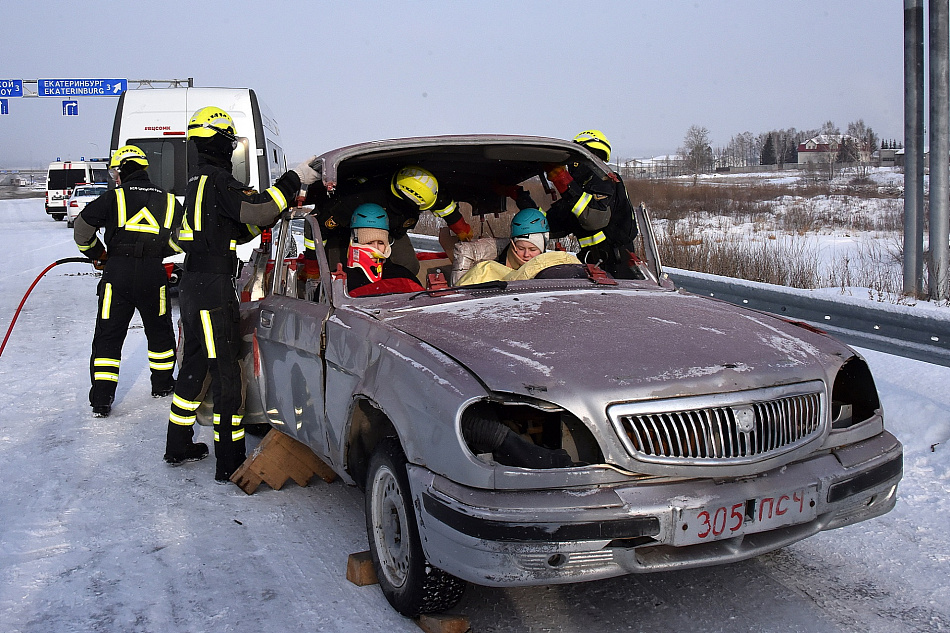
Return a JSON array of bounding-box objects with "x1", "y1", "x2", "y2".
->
[
  {"x1": 93, "y1": 251, "x2": 108, "y2": 270},
  {"x1": 447, "y1": 217, "x2": 473, "y2": 241},
  {"x1": 292, "y1": 156, "x2": 319, "y2": 186},
  {"x1": 546, "y1": 165, "x2": 573, "y2": 194}
]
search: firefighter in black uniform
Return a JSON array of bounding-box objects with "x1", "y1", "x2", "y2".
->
[
  {"x1": 545, "y1": 130, "x2": 640, "y2": 278},
  {"x1": 73, "y1": 145, "x2": 184, "y2": 418},
  {"x1": 302, "y1": 165, "x2": 472, "y2": 279},
  {"x1": 163, "y1": 106, "x2": 318, "y2": 481}
]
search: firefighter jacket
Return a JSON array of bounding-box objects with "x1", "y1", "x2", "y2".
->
[
  {"x1": 178, "y1": 154, "x2": 301, "y2": 275},
  {"x1": 546, "y1": 163, "x2": 640, "y2": 272},
  {"x1": 73, "y1": 169, "x2": 183, "y2": 261}
]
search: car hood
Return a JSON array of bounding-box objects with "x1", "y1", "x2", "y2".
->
[{"x1": 377, "y1": 287, "x2": 848, "y2": 404}]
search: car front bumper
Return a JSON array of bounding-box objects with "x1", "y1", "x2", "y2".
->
[{"x1": 409, "y1": 430, "x2": 902, "y2": 587}]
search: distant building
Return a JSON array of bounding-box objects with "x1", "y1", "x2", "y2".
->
[
  {"x1": 797, "y1": 134, "x2": 870, "y2": 164},
  {"x1": 620, "y1": 155, "x2": 687, "y2": 179}
]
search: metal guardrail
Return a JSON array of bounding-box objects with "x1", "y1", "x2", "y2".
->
[
  {"x1": 407, "y1": 234, "x2": 950, "y2": 367},
  {"x1": 668, "y1": 269, "x2": 950, "y2": 368}
]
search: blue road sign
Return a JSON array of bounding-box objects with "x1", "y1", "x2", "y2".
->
[
  {"x1": 0, "y1": 80, "x2": 22, "y2": 98},
  {"x1": 63, "y1": 100, "x2": 79, "y2": 116},
  {"x1": 39, "y1": 79, "x2": 127, "y2": 97},
  {"x1": 0, "y1": 99, "x2": 8, "y2": 115}
]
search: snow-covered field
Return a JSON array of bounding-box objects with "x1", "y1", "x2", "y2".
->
[
  {"x1": 657, "y1": 167, "x2": 927, "y2": 302},
  {"x1": 1, "y1": 197, "x2": 949, "y2": 632}
]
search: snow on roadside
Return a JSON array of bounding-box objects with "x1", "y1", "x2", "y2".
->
[{"x1": 1, "y1": 197, "x2": 949, "y2": 632}]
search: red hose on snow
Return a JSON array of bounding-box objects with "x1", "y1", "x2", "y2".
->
[{"x1": 0, "y1": 257, "x2": 91, "y2": 358}]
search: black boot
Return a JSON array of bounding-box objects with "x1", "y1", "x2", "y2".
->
[
  {"x1": 164, "y1": 423, "x2": 208, "y2": 465},
  {"x1": 164, "y1": 442, "x2": 209, "y2": 465}
]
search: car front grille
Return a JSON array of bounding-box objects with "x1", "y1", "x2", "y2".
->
[{"x1": 608, "y1": 382, "x2": 825, "y2": 466}]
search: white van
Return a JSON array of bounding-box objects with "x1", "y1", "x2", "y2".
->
[
  {"x1": 110, "y1": 87, "x2": 288, "y2": 199},
  {"x1": 46, "y1": 160, "x2": 109, "y2": 221}
]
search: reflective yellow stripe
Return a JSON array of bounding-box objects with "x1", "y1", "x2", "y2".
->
[
  {"x1": 194, "y1": 175, "x2": 207, "y2": 232},
  {"x1": 116, "y1": 189, "x2": 127, "y2": 226},
  {"x1": 93, "y1": 372, "x2": 119, "y2": 382},
  {"x1": 200, "y1": 309, "x2": 216, "y2": 359},
  {"x1": 78, "y1": 241, "x2": 96, "y2": 252},
  {"x1": 172, "y1": 394, "x2": 201, "y2": 411},
  {"x1": 94, "y1": 358, "x2": 121, "y2": 367},
  {"x1": 213, "y1": 429, "x2": 245, "y2": 442},
  {"x1": 578, "y1": 231, "x2": 606, "y2": 248},
  {"x1": 304, "y1": 237, "x2": 315, "y2": 250},
  {"x1": 167, "y1": 237, "x2": 183, "y2": 253},
  {"x1": 571, "y1": 192, "x2": 593, "y2": 218},
  {"x1": 163, "y1": 193, "x2": 175, "y2": 229},
  {"x1": 148, "y1": 349, "x2": 174, "y2": 360},
  {"x1": 150, "y1": 360, "x2": 175, "y2": 371},
  {"x1": 123, "y1": 207, "x2": 160, "y2": 234},
  {"x1": 159, "y1": 286, "x2": 167, "y2": 316},
  {"x1": 431, "y1": 200, "x2": 458, "y2": 218},
  {"x1": 101, "y1": 283, "x2": 113, "y2": 319},
  {"x1": 232, "y1": 414, "x2": 243, "y2": 426},
  {"x1": 245, "y1": 224, "x2": 261, "y2": 237},
  {"x1": 230, "y1": 239, "x2": 237, "y2": 251},
  {"x1": 178, "y1": 210, "x2": 193, "y2": 241},
  {"x1": 267, "y1": 185, "x2": 288, "y2": 211},
  {"x1": 169, "y1": 412, "x2": 196, "y2": 426}
]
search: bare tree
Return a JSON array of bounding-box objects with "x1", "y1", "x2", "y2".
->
[{"x1": 679, "y1": 125, "x2": 714, "y2": 178}]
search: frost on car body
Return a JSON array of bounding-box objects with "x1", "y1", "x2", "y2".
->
[{"x1": 235, "y1": 135, "x2": 902, "y2": 615}]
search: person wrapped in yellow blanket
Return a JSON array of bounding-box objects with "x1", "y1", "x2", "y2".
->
[{"x1": 457, "y1": 207, "x2": 581, "y2": 285}]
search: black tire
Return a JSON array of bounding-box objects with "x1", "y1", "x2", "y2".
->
[
  {"x1": 66, "y1": 220, "x2": 74, "y2": 228},
  {"x1": 52, "y1": 214, "x2": 65, "y2": 222},
  {"x1": 364, "y1": 437, "x2": 466, "y2": 617}
]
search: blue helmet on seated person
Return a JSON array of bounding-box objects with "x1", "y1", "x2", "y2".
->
[
  {"x1": 510, "y1": 207, "x2": 549, "y2": 253},
  {"x1": 350, "y1": 202, "x2": 391, "y2": 246}
]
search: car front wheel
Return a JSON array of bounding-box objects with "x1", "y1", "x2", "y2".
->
[{"x1": 365, "y1": 437, "x2": 466, "y2": 617}]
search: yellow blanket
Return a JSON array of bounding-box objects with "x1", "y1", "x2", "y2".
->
[{"x1": 457, "y1": 251, "x2": 582, "y2": 285}]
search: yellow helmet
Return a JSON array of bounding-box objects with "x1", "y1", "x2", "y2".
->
[
  {"x1": 573, "y1": 129, "x2": 611, "y2": 162},
  {"x1": 110, "y1": 144, "x2": 148, "y2": 169},
  {"x1": 187, "y1": 106, "x2": 237, "y2": 141},
  {"x1": 390, "y1": 166, "x2": 438, "y2": 210}
]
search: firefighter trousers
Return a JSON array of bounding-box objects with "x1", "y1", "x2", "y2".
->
[
  {"x1": 89, "y1": 256, "x2": 175, "y2": 407},
  {"x1": 165, "y1": 271, "x2": 245, "y2": 478}
]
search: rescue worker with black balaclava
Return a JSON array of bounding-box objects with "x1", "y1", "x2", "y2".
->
[
  {"x1": 73, "y1": 144, "x2": 184, "y2": 418},
  {"x1": 302, "y1": 165, "x2": 472, "y2": 279},
  {"x1": 545, "y1": 130, "x2": 640, "y2": 278},
  {"x1": 163, "y1": 106, "x2": 319, "y2": 482}
]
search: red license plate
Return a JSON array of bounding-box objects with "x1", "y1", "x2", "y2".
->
[{"x1": 673, "y1": 487, "x2": 818, "y2": 546}]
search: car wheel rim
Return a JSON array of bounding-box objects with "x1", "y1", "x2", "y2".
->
[{"x1": 371, "y1": 464, "x2": 410, "y2": 588}]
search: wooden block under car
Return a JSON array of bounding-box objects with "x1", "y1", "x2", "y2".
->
[
  {"x1": 346, "y1": 551, "x2": 378, "y2": 586},
  {"x1": 231, "y1": 429, "x2": 337, "y2": 494},
  {"x1": 416, "y1": 613, "x2": 471, "y2": 633}
]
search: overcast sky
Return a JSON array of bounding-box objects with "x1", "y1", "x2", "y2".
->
[{"x1": 0, "y1": 0, "x2": 910, "y2": 169}]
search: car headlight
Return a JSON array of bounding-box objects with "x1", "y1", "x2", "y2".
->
[
  {"x1": 460, "y1": 395, "x2": 603, "y2": 469},
  {"x1": 830, "y1": 356, "x2": 881, "y2": 430}
]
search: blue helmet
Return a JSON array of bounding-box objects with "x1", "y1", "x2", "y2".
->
[
  {"x1": 350, "y1": 203, "x2": 389, "y2": 230},
  {"x1": 510, "y1": 208, "x2": 549, "y2": 238}
]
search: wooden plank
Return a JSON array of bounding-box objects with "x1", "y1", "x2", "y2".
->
[
  {"x1": 230, "y1": 429, "x2": 336, "y2": 494},
  {"x1": 416, "y1": 613, "x2": 471, "y2": 633},
  {"x1": 346, "y1": 551, "x2": 378, "y2": 586}
]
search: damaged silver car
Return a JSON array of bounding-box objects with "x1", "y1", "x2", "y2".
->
[{"x1": 236, "y1": 135, "x2": 902, "y2": 617}]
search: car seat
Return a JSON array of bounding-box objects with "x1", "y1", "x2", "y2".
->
[{"x1": 450, "y1": 237, "x2": 509, "y2": 285}]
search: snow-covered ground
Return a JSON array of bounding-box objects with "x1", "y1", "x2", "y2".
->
[{"x1": 1, "y1": 198, "x2": 949, "y2": 632}]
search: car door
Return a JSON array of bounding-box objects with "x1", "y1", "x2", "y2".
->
[{"x1": 255, "y1": 212, "x2": 334, "y2": 459}]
